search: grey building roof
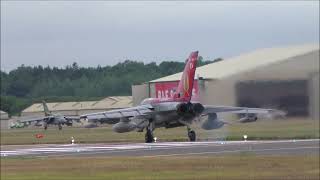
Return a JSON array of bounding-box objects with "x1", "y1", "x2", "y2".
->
[
  {"x1": 150, "y1": 44, "x2": 319, "y2": 82},
  {"x1": 22, "y1": 96, "x2": 133, "y2": 113}
]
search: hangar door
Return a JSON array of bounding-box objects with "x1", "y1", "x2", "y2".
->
[{"x1": 236, "y1": 80, "x2": 308, "y2": 117}]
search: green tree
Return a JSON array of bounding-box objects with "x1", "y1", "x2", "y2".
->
[{"x1": 0, "y1": 59, "x2": 214, "y2": 116}]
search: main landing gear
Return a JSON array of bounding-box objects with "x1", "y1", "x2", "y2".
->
[
  {"x1": 145, "y1": 128, "x2": 154, "y2": 143},
  {"x1": 144, "y1": 120, "x2": 196, "y2": 143},
  {"x1": 145, "y1": 119, "x2": 155, "y2": 143},
  {"x1": 187, "y1": 127, "x2": 196, "y2": 142}
]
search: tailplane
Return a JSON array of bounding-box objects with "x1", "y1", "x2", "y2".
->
[
  {"x1": 42, "y1": 101, "x2": 51, "y2": 116},
  {"x1": 174, "y1": 51, "x2": 198, "y2": 101}
]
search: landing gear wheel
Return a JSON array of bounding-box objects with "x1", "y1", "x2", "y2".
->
[
  {"x1": 188, "y1": 130, "x2": 196, "y2": 142},
  {"x1": 145, "y1": 129, "x2": 154, "y2": 143},
  {"x1": 58, "y1": 124, "x2": 62, "y2": 130},
  {"x1": 44, "y1": 124, "x2": 48, "y2": 130}
]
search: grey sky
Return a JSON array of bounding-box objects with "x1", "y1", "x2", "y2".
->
[{"x1": 1, "y1": 1, "x2": 319, "y2": 72}]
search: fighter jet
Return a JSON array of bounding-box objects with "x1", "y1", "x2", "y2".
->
[
  {"x1": 81, "y1": 51, "x2": 281, "y2": 143},
  {"x1": 10, "y1": 121, "x2": 28, "y2": 129},
  {"x1": 20, "y1": 101, "x2": 80, "y2": 130}
]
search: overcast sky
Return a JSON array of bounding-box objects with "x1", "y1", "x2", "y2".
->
[{"x1": 1, "y1": 1, "x2": 319, "y2": 72}]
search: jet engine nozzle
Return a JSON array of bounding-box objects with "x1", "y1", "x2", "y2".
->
[
  {"x1": 176, "y1": 102, "x2": 204, "y2": 116},
  {"x1": 176, "y1": 103, "x2": 189, "y2": 115},
  {"x1": 192, "y1": 103, "x2": 204, "y2": 114}
]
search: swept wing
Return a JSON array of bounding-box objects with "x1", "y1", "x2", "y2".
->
[{"x1": 81, "y1": 104, "x2": 279, "y2": 124}]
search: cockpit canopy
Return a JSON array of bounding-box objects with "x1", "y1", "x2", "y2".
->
[{"x1": 140, "y1": 98, "x2": 154, "y2": 105}]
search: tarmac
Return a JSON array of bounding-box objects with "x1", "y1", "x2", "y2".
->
[{"x1": 1, "y1": 139, "x2": 319, "y2": 158}]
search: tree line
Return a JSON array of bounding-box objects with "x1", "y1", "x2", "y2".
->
[{"x1": 1, "y1": 58, "x2": 217, "y2": 116}]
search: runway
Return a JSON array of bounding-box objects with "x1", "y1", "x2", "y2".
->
[{"x1": 1, "y1": 139, "x2": 319, "y2": 157}]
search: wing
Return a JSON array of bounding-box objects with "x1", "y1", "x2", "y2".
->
[
  {"x1": 202, "y1": 105, "x2": 276, "y2": 115},
  {"x1": 199, "y1": 105, "x2": 285, "y2": 129},
  {"x1": 19, "y1": 116, "x2": 54, "y2": 123},
  {"x1": 80, "y1": 105, "x2": 154, "y2": 124}
]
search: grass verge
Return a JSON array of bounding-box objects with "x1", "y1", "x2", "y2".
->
[{"x1": 1, "y1": 155, "x2": 319, "y2": 180}]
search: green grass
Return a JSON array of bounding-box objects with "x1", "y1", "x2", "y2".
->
[
  {"x1": 1, "y1": 119, "x2": 319, "y2": 145},
  {"x1": 227, "y1": 118, "x2": 319, "y2": 140},
  {"x1": 1, "y1": 155, "x2": 319, "y2": 180}
]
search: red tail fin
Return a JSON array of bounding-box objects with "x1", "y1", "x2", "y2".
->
[{"x1": 174, "y1": 51, "x2": 198, "y2": 101}]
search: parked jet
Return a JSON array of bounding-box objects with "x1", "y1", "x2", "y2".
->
[
  {"x1": 10, "y1": 121, "x2": 28, "y2": 129},
  {"x1": 81, "y1": 51, "x2": 281, "y2": 143},
  {"x1": 20, "y1": 101, "x2": 80, "y2": 130}
]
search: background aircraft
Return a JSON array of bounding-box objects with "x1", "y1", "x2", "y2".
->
[
  {"x1": 81, "y1": 51, "x2": 281, "y2": 143},
  {"x1": 20, "y1": 101, "x2": 80, "y2": 130},
  {"x1": 9, "y1": 121, "x2": 28, "y2": 129}
]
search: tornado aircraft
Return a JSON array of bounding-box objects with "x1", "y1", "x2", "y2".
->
[
  {"x1": 81, "y1": 51, "x2": 281, "y2": 143},
  {"x1": 20, "y1": 101, "x2": 80, "y2": 130}
]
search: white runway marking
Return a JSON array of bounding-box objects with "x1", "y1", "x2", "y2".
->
[
  {"x1": 142, "y1": 146, "x2": 320, "y2": 157},
  {"x1": 1, "y1": 142, "x2": 222, "y2": 156},
  {"x1": 1, "y1": 139, "x2": 319, "y2": 157}
]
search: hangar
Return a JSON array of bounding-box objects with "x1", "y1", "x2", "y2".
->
[
  {"x1": 21, "y1": 96, "x2": 133, "y2": 117},
  {"x1": 0, "y1": 110, "x2": 10, "y2": 129},
  {"x1": 132, "y1": 44, "x2": 319, "y2": 120}
]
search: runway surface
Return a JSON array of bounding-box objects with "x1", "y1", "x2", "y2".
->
[{"x1": 1, "y1": 139, "x2": 319, "y2": 157}]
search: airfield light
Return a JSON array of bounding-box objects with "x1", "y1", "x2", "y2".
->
[{"x1": 243, "y1": 135, "x2": 248, "y2": 141}]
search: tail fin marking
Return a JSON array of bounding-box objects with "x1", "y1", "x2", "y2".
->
[{"x1": 174, "y1": 51, "x2": 198, "y2": 101}]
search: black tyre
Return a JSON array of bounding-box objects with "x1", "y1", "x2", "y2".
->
[
  {"x1": 58, "y1": 124, "x2": 62, "y2": 130},
  {"x1": 188, "y1": 130, "x2": 196, "y2": 142},
  {"x1": 145, "y1": 130, "x2": 154, "y2": 143}
]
